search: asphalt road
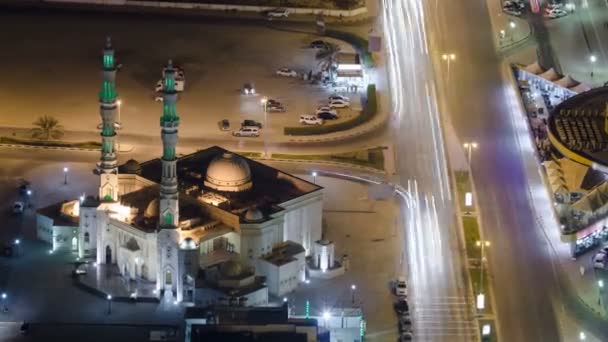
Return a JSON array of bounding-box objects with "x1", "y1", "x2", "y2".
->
[
  {"x1": 426, "y1": 0, "x2": 562, "y2": 341},
  {"x1": 382, "y1": 0, "x2": 477, "y2": 341}
]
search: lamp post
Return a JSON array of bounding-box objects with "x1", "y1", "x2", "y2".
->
[
  {"x1": 590, "y1": 55, "x2": 597, "y2": 78},
  {"x1": 1, "y1": 293, "x2": 7, "y2": 313},
  {"x1": 476, "y1": 240, "x2": 490, "y2": 312},
  {"x1": 351, "y1": 284, "x2": 356, "y2": 306},
  {"x1": 441, "y1": 53, "x2": 456, "y2": 82},
  {"x1": 312, "y1": 171, "x2": 318, "y2": 184},
  {"x1": 116, "y1": 99, "x2": 122, "y2": 125},
  {"x1": 107, "y1": 294, "x2": 112, "y2": 314},
  {"x1": 14, "y1": 239, "x2": 20, "y2": 257},
  {"x1": 260, "y1": 97, "x2": 268, "y2": 158},
  {"x1": 322, "y1": 310, "x2": 331, "y2": 328},
  {"x1": 463, "y1": 142, "x2": 478, "y2": 165},
  {"x1": 63, "y1": 167, "x2": 69, "y2": 185}
]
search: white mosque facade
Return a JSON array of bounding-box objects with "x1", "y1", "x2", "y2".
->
[{"x1": 36, "y1": 38, "x2": 323, "y2": 303}]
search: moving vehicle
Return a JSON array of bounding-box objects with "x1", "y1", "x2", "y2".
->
[
  {"x1": 241, "y1": 119, "x2": 263, "y2": 129},
  {"x1": 545, "y1": 7, "x2": 567, "y2": 18},
  {"x1": 317, "y1": 111, "x2": 338, "y2": 120},
  {"x1": 233, "y1": 127, "x2": 260, "y2": 137},
  {"x1": 276, "y1": 68, "x2": 298, "y2": 77},
  {"x1": 242, "y1": 82, "x2": 256, "y2": 95},
  {"x1": 395, "y1": 276, "x2": 408, "y2": 296},
  {"x1": 13, "y1": 201, "x2": 24, "y2": 214},
  {"x1": 219, "y1": 119, "x2": 230, "y2": 131},
  {"x1": 267, "y1": 102, "x2": 286, "y2": 112},
  {"x1": 299, "y1": 115, "x2": 324, "y2": 125},
  {"x1": 329, "y1": 99, "x2": 349, "y2": 108},
  {"x1": 593, "y1": 252, "x2": 607, "y2": 269},
  {"x1": 266, "y1": 8, "x2": 289, "y2": 18}
]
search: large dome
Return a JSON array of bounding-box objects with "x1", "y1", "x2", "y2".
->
[{"x1": 204, "y1": 153, "x2": 253, "y2": 192}]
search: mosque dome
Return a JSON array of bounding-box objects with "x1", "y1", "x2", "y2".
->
[
  {"x1": 180, "y1": 237, "x2": 197, "y2": 250},
  {"x1": 122, "y1": 159, "x2": 142, "y2": 175},
  {"x1": 220, "y1": 259, "x2": 245, "y2": 278},
  {"x1": 204, "y1": 153, "x2": 253, "y2": 192},
  {"x1": 244, "y1": 207, "x2": 264, "y2": 222},
  {"x1": 144, "y1": 198, "x2": 159, "y2": 218}
]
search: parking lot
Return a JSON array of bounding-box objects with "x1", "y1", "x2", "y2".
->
[{"x1": 0, "y1": 10, "x2": 362, "y2": 141}]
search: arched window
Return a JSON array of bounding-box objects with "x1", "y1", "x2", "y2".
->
[
  {"x1": 84, "y1": 232, "x2": 90, "y2": 243},
  {"x1": 164, "y1": 212, "x2": 173, "y2": 226}
]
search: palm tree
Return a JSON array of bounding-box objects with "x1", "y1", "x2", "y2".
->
[
  {"x1": 316, "y1": 42, "x2": 341, "y2": 82},
  {"x1": 31, "y1": 115, "x2": 64, "y2": 140}
]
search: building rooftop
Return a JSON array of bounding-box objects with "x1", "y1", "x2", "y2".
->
[
  {"x1": 186, "y1": 304, "x2": 289, "y2": 324},
  {"x1": 262, "y1": 241, "x2": 305, "y2": 266},
  {"x1": 37, "y1": 201, "x2": 79, "y2": 227}
]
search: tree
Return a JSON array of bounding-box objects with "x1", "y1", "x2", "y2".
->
[
  {"x1": 31, "y1": 115, "x2": 64, "y2": 140},
  {"x1": 316, "y1": 42, "x2": 341, "y2": 82}
]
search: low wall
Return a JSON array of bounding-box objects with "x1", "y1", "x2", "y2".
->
[{"x1": 43, "y1": 0, "x2": 368, "y2": 17}]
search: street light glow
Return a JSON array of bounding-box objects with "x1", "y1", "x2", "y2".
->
[
  {"x1": 600, "y1": 280, "x2": 604, "y2": 288},
  {"x1": 312, "y1": 171, "x2": 317, "y2": 177},
  {"x1": 579, "y1": 331, "x2": 587, "y2": 340},
  {"x1": 441, "y1": 53, "x2": 456, "y2": 61},
  {"x1": 351, "y1": 284, "x2": 356, "y2": 290},
  {"x1": 14, "y1": 239, "x2": 20, "y2": 245},
  {"x1": 322, "y1": 310, "x2": 331, "y2": 319},
  {"x1": 509, "y1": 21, "x2": 516, "y2": 29},
  {"x1": 63, "y1": 167, "x2": 69, "y2": 173},
  {"x1": 590, "y1": 55, "x2": 597, "y2": 63},
  {"x1": 1, "y1": 293, "x2": 6, "y2": 299},
  {"x1": 107, "y1": 294, "x2": 112, "y2": 300},
  {"x1": 260, "y1": 97, "x2": 268, "y2": 105},
  {"x1": 26, "y1": 190, "x2": 32, "y2": 196},
  {"x1": 117, "y1": 99, "x2": 122, "y2": 106}
]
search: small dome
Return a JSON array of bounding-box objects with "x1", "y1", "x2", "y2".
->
[
  {"x1": 220, "y1": 260, "x2": 244, "y2": 278},
  {"x1": 180, "y1": 237, "x2": 197, "y2": 250},
  {"x1": 122, "y1": 159, "x2": 142, "y2": 174},
  {"x1": 144, "y1": 198, "x2": 159, "y2": 218},
  {"x1": 204, "y1": 153, "x2": 253, "y2": 192},
  {"x1": 244, "y1": 207, "x2": 264, "y2": 222}
]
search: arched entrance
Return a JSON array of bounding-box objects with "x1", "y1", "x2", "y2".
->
[
  {"x1": 105, "y1": 246, "x2": 112, "y2": 264},
  {"x1": 71, "y1": 237, "x2": 78, "y2": 251}
]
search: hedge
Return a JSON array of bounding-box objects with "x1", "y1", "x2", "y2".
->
[
  {"x1": 284, "y1": 84, "x2": 376, "y2": 136},
  {"x1": 0, "y1": 136, "x2": 101, "y2": 150}
]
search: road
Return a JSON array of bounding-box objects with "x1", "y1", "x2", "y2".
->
[
  {"x1": 426, "y1": 0, "x2": 562, "y2": 341},
  {"x1": 382, "y1": 0, "x2": 478, "y2": 341}
]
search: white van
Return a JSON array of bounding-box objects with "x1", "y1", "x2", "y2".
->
[{"x1": 233, "y1": 127, "x2": 260, "y2": 137}]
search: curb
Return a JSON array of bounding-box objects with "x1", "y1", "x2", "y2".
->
[
  {"x1": 255, "y1": 156, "x2": 386, "y2": 174},
  {"x1": 285, "y1": 116, "x2": 387, "y2": 143},
  {"x1": 0, "y1": 143, "x2": 99, "y2": 152}
]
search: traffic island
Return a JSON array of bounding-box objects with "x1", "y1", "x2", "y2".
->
[{"x1": 0, "y1": 136, "x2": 101, "y2": 151}]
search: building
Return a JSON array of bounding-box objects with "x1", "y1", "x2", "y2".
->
[
  {"x1": 184, "y1": 304, "x2": 321, "y2": 342},
  {"x1": 36, "y1": 37, "x2": 323, "y2": 303}
]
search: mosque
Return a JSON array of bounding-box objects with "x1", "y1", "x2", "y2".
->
[{"x1": 35, "y1": 38, "x2": 324, "y2": 304}]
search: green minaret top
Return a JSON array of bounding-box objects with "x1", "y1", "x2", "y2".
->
[
  {"x1": 160, "y1": 59, "x2": 180, "y2": 125},
  {"x1": 99, "y1": 36, "x2": 117, "y2": 104}
]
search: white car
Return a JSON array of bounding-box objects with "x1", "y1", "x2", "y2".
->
[
  {"x1": 395, "y1": 276, "x2": 408, "y2": 296},
  {"x1": 242, "y1": 82, "x2": 256, "y2": 95},
  {"x1": 329, "y1": 99, "x2": 350, "y2": 108},
  {"x1": 233, "y1": 127, "x2": 260, "y2": 137},
  {"x1": 316, "y1": 106, "x2": 337, "y2": 115},
  {"x1": 13, "y1": 201, "x2": 24, "y2": 214},
  {"x1": 276, "y1": 68, "x2": 298, "y2": 77},
  {"x1": 266, "y1": 8, "x2": 289, "y2": 18},
  {"x1": 329, "y1": 94, "x2": 350, "y2": 102},
  {"x1": 545, "y1": 8, "x2": 567, "y2": 18},
  {"x1": 593, "y1": 252, "x2": 607, "y2": 269},
  {"x1": 299, "y1": 115, "x2": 324, "y2": 125}
]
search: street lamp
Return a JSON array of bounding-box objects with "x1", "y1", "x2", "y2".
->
[
  {"x1": 509, "y1": 20, "x2": 516, "y2": 29},
  {"x1": 441, "y1": 53, "x2": 456, "y2": 81},
  {"x1": 63, "y1": 167, "x2": 69, "y2": 185},
  {"x1": 476, "y1": 240, "x2": 490, "y2": 311},
  {"x1": 351, "y1": 284, "x2": 356, "y2": 306},
  {"x1": 312, "y1": 171, "x2": 318, "y2": 184},
  {"x1": 579, "y1": 331, "x2": 587, "y2": 340},
  {"x1": 463, "y1": 142, "x2": 478, "y2": 164},
  {"x1": 116, "y1": 99, "x2": 122, "y2": 125},
  {"x1": 590, "y1": 55, "x2": 597, "y2": 78},
  {"x1": 1, "y1": 293, "x2": 7, "y2": 313},
  {"x1": 322, "y1": 310, "x2": 331, "y2": 327},
  {"x1": 107, "y1": 294, "x2": 112, "y2": 314}
]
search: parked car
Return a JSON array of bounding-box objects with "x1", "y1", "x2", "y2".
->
[
  {"x1": 276, "y1": 68, "x2": 298, "y2": 77},
  {"x1": 71, "y1": 268, "x2": 87, "y2": 277},
  {"x1": 316, "y1": 106, "x2": 337, "y2": 115},
  {"x1": 329, "y1": 99, "x2": 350, "y2": 108},
  {"x1": 233, "y1": 127, "x2": 260, "y2": 137},
  {"x1": 242, "y1": 82, "x2": 256, "y2": 95},
  {"x1": 329, "y1": 94, "x2": 350, "y2": 102},
  {"x1": 241, "y1": 119, "x2": 263, "y2": 129},
  {"x1": 266, "y1": 8, "x2": 289, "y2": 18},
  {"x1": 594, "y1": 252, "x2": 607, "y2": 269},
  {"x1": 394, "y1": 298, "x2": 409, "y2": 314},
  {"x1": 395, "y1": 276, "x2": 408, "y2": 296},
  {"x1": 317, "y1": 111, "x2": 339, "y2": 120},
  {"x1": 267, "y1": 102, "x2": 286, "y2": 112},
  {"x1": 309, "y1": 40, "x2": 328, "y2": 49},
  {"x1": 219, "y1": 119, "x2": 230, "y2": 131},
  {"x1": 12, "y1": 201, "x2": 24, "y2": 214},
  {"x1": 300, "y1": 115, "x2": 324, "y2": 125}
]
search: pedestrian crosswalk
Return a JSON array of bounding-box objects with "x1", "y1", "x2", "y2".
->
[{"x1": 412, "y1": 296, "x2": 478, "y2": 341}]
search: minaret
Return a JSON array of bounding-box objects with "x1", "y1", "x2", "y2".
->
[
  {"x1": 156, "y1": 60, "x2": 182, "y2": 301},
  {"x1": 97, "y1": 36, "x2": 119, "y2": 202}
]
